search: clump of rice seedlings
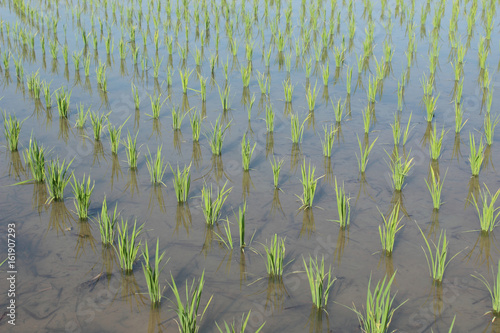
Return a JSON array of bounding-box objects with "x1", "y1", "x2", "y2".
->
[
  {"x1": 263, "y1": 234, "x2": 286, "y2": 278},
  {"x1": 145, "y1": 146, "x2": 167, "y2": 185},
  {"x1": 321, "y1": 63, "x2": 329, "y2": 86},
  {"x1": 426, "y1": 168, "x2": 447, "y2": 210},
  {"x1": 417, "y1": 224, "x2": 458, "y2": 284},
  {"x1": 190, "y1": 111, "x2": 202, "y2": 142},
  {"x1": 257, "y1": 71, "x2": 270, "y2": 95},
  {"x1": 96, "y1": 62, "x2": 108, "y2": 91},
  {"x1": 390, "y1": 113, "x2": 401, "y2": 146},
  {"x1": 283, "y1": 78, "x2": 294, "y2": 103},
  {"x1": 217, "y1": 83, "x2": 231, "y2": 111},
  {"x1": 207, "y1": 116, "x2": 231, "y2": 156},
  {"x1": 23, "y1": 136, "x2": 47, "y2": 182},
  {"x1": 201, "y1": 182, "x2": 232, "y2": 226},
  {"x1": 216, "y1": 310, "x2": 265, "y2": 333},
  {"x1": 97, "y1": 196, "x2": 118, "y2": 246},
  {"x1": 2, "y1": 111, "x2": 25, "y2": 152},
  {"x1": 298, "y1": 160, "x2": 321, "y2": 210},
  {"x1": 241, "y1": 133, "x2": 256, "y2": 171},
  {"x1": 471, "y1": 184, "x2": 500, "y2": 234},
  {"x1": 424, "y1": 94, "x2": 440, "y2": 122},
  {"x1": 237, "y1": 202, "x2": 246, "y2": 251},
  {"x1": 142, "y1": 238, "x2": 167, "y2": 307},
  {"x1": 472, "y1": 259, "x2": 500, "y2": 316},
  {"x1": 169, "y1": 271, "x2": 212, "y2": 333},
  {"x1": 270, "y1": 156, "x2": 284, "y2": 189},
  {"x1": 171, "y1": 163, "x2": 191, "y2": 203},
  {"x1": 131, "y1": 83, "x2": 141, "y2": 109},
  {"x1": 305, "y1": 81, "x2": 319, "y2": 112},
  {"x1": 171, "y1": 106, "x2": 188, "y2": 130},
  {"x1": 55, "y1": 87, "x2": 72, "y2": 118},
  {"x1": 116, "y1": 218, "x2": 144, "y2": 273},
  {"x1": 147, "y1": 92, "x2": 167, "y2": 119},
  {"x1": 179, "y1": 68, "x2": 193, "y2": 94},
  {"x1": 265, "y1": 104, "x2": 274, "y2": 132},
  {"x1": 89, "y1": 111, "x2": 107, "y2": 141},
  {"x1": 388, "y1": 151, "x2": 414, "y2": 191},
  {"x1": 46, "y1": 158, "x2": 74, "y2": 203},
  {"x1": 356, "y1": 135, "x2": 378, "y2": 174},
  {"x1": 379, "y1": 204, "x2": 403, "y2": 255},
  {"x1": 74, "y1": 103, "x2": 89, "y2": 128},
  {"x1": 290, "y1": 114, "x2": 305, "y2": 144},
  {"x1": 332, "y1": 98, "x2": 345, "y2": 123},
  {"x1": 321, "y1": 124, "x2": 335, "y2": 158},
  {"x1": 333, "y1": 177, "x2": 351, "y2": 229},
  {"x1": 402, "y1": 113, "x2": 413, "y2": 146},
  {"x1": 216, "y1": 218, "x2": 234, "y2": 250},
  {"x1": 367, "y1": 75, "x2": 377, "y2": 103},
  {"x1": 83, "y1": 54, "x2": 91, "y2": 76},
  {"x1": 429, "y1": 126, "x2": 447, "y2": 160},
  {"x1": 198, "y1": 76, "x2": 208, "y2": 101},
  {"x1": 108, "y1": 117, "x2": 129, "y2": 155},
  {"x1": 303, "y1": 255, "x2": 336, "y2": 309},
  {"x1": 349, "y1": 272, "x2": 406, "y2": 333},
  {"x1": 241, "y1": 63, "x2": 252, "y2": 88},
  {"x1": 362, "y1": 105, "x2": 371, "y2": 134},
  {"x1": 484, "y1": 113, "x2": 499, "y2": 146},
  {"x1": 469, "y1": 133, "x2": 484, "y2": 176},
  {"x1": 454, "y1": 102, "x2": 466, "y2": 133},
  {"x1": 124, "y1": 131, "x2": 139, "y2": 169},
  {"x1": 70, "y1": 174, "x2": 95, "y2": 220},
  {"x1": 42, "y1": 80, "x2": 52, "y2": 107}
]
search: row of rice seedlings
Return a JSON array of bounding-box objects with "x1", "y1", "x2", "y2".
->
[
  {"x1": 429, "y1": 126, "x2": 447, "y2": 160},
  {"x1": 388, "y1": 151, "x2": 414, "y2": 191},
  {"x1": 471, "y1": 184, "x2": 500, "y2": 234},
  {"x1": 2, "y1": 111, "x2": 25, "y2": 151},
  {"x1": 124, "y1": 131, "x2": 139, "y2": 169},
  {"x1": 472, "y1": 259, "x2": 500, "y2": 317},
  {"x1": 171, "y1": 163, "x2": 192, "y2": 203},
  {"x1": 141, "y1": 238, "x2": 167, "y2": 307},
  {"x1": 298, "y1": 160, "x2": 321, "y2": 210},
  {"x1": 46, "y1": 158, "x2": 73, "y2": 203},
  {"x1": 333, "y1": 177, "x2": 351, "y2": 229},
  {"x1": 356, "y1": 135, "x2": 378, "y2": 174},
  {"x1": 207, "y1": 116, "x2": 230, "y2": 155},
  {"x1": 379, "y1": 204, "x2": 403, "y2": 256},
  {"x1": 169, "y1": 270, "x2": 212, "y2": 333},
  {"x1": 425, "y1": 168, "x2": 446, "y2": 210},
  {"x1": 55, "y1": 87, "x2": 71, "y2": 118},
  {"x1": 70, "y1": 174, "x2": 94, "y2": 220},
  {"x1": 216, "y1": 310, "x2": 265, "y2": 333},
  {"x1": 321, "y1": 124, "x2": 335, "y2": 158},
  {"x1": 116, "y1": 218, "x2": 143, "y2": 273},
  {"x1": 241, "y1": 133, "x2": 256, "y2": 171},
  {"x1": 145, "y1": 145, "x2": 168, "y2": 185},
  {"x1": 23, "y1": 136, "x2": 47, "y2": 182},
  {"x1": 97, "y1": 196, "x2": 118, "y2": 246},
  {"x1": 89, "y1": 111, "x2": 108, "y2": 141},
  {"x1": 303, "y1": 255, "x2": 336, "y2": 309},
  {"x1": 263, "y1": 234, "x2": 286, "y2": 278},
  {"x1": 469, "y1": 133, "x2": 484, "y2": 176},
  {"x1": 201, "y1": 182, "x2": 232, "y2": 226}
]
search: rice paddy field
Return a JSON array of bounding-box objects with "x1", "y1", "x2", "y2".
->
[{"x1": 2, "y1": 0, "x2": 500, "y2": 331}]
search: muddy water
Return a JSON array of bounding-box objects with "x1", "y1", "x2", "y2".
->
[{"x1": 1, "y1": 0, "x2": 500, "y2": 332}]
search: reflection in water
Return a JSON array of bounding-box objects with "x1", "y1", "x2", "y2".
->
[
  {"x1": 242, "y1": 171, "x2": 254, "y2": 201},
  {"x1": 307, "y1": 306, "x2": 330, "y2": 333},
  {"x1": 151, "y1": 119, "x2": 162, "y2": 139},
  {"x1": 173, "y1": 130, "x2": 182, "y2": 154},
  {"x1": 356, "y1": 172, "x2": 374, "y2": 204},
  {"x1": 174, "y1": 203, "x2": 191, "y2": 236},
  {"x1": 148, "y1": 306, "x2": 164, "y2": 333},
  {"x1": 483, "y1": 145, "x2": 495, "y2": 171},
  {"x1": 75, "y1": 220, "x2": 97, "y2": 259},
  {"x1": 48, "y1": 201, "x2": 74, "y2": 235},
  {"x1": 6, "y1": 150, "x2": 26, "y2": 180},
  {"x1": 124, "y1": 169, "x2": 140, "y2": 198},
  {"x1": 58, "y1": 117, "x2": 71, "y2": 143},
  {"x1": 323, "y1": 157, "x2": 333, "y2": 186},
  {"x1": 201, "y1": 225, "x2": 217, "y2": 257},
  {"x1": 266, "y1": 132, "x2": 274, "y2": 158},
  {"x1": 32, "y1": 183, "x2": 49, "y2": 215},
  {"x1": 191, "y1": 141, "x2": 202, "y2": 170},
  {"x1": 465, "y1": 233, "x2": 498, "y2": 271},
  {"x1": 261, "y1": 277, "x2": 287, "y2": 313},
  {"x1": 307, "y1": 111, "x2": 315, "y2": 130},
  {"x1": 120, "y1": 272, "x2": 146, "y2": 311},
  {"x1": 378, "y1": 253, "x2": 395, "y2": 278},
  {"x1": 421, "y1": 122, "x2": 433, "y2": 148},
  {"x1": 239, "y1": 252, "x2": 247, "y2": 289},
  {"x1": 271, "y1": 188, "x2": 285, "y2": 218},
  {"x1": 148, "y1": 185, "x2": 166, "y2": 214},
  {"x1": 391, "y1": 190, "x2": 408, "y2": 218},
  {"x1": 300, "y1": 208, "x2": 315, "y2": 239},
  {"x1": 283, "y1": 102, "x2": 293, "y2": 116},
  {"x1": 93, "y1": 141, "x2": 106, "y2": 167},
  {"x1": 290, "y1": 143, "x2": 302, "y2": 173},
  {"x1": 465, "y1": 176, "x2": 480, "y2": 209},
  {"x1": 426, "y1": 209, "x2": 440, "y2": 238},
  {"x1": 101, "y1": 246, "x2": 117, "y2": 279},
  {"x1": 321, "y1": 85, "x2": 329, "y2": 106},
  {"x1": 345, "y1": 94, "x2": 351, "y2": 118},
  {"x1": 110, "y1": 155, "x2": 123, "y2": 191},
  {"x1": 208, "y1": 155, "x2": 230, "y2": 185},
  {"x1": 335, "y1": 121, "x2": 343, "y2": 143},
  {"x1": 334, "y1": 229, "x2": 349, "y2": 265},
  {"x1": 134, "y1": 108, "x2": 140, "y2": 130}
]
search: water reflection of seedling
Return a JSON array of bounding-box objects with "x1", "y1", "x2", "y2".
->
[
  {"x1": 472, "y1": 259, "x2": 500, "y2": 317},
  {"x1": 201, "y1": 181, "x2": 232, "y2": 226},
  {"x1": 116, "y1": 218, "x2": 143, "y2": 273},
  {"x1": 141, "y1": 238, "x2": 167, "y2": 308},
  {"x1": 2, "y1": 111, "x2": 25, "y2": 151},
  {"x1": 379, "y1": 204, "x2": 403, "y2": 256},
  {"x1": 70, "y1": 174, "x2": 94, "y2": 220}
]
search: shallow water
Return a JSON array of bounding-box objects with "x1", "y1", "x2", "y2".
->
[{"x1": 1, "y1": 0, "x2": 500, "y2": 332}]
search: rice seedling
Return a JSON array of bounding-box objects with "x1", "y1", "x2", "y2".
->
[
  {"x1": 304, "y1": 58, "x2": 313, "y2": 78},
  {"x1": 2, "y1": 111, "x2": 25, "y2": 152},
  {"x1": 298, "y1": 160, "x2": 321, "y2": 210},
  {"x1": 472, "y1": 259, "x2": 500, "y2": 316},
  {"x1": 290, "y1": 114, "x2": 305, "y2": 144},
  {"x1": 257, "y1": 71, "x2": 270, "y2": 95},
  {"x1": 388, "y1": 151, "x2": 414, "y2": 191},
  {"x1": 49, "y1": 39, "x2": 58, "y2": 59},
  {"x1": 89, "y1": 111, "x2": 107, "y2": 141},
  {"x1": 270, "y1": 156, "x2": 284, "y2": 189},
  {"x1": 454, "y1": 102, "x2": 466, "y2": 133},
  {"x1": 240, "y1": 64, "x2": 252, "y2": 88},
  {"x1": 171, "y1": 163, "x2": 192, "y2": 203},
  {"x1": 84, "y1": 54, "x2": 91, "y2": 76},
  {"x1": 131, "y1": 83, "x2": 140, "y2": 109},
  {"x1": 471, "y1": 184, "x2": 500, "y2": 234},
  {"x1": 206, "y1": 116, "x2": 231, "y2": 156},
  {"x1": 70, "y1": 174, "x2": 94, "y2": 220},
  {"x1": 217, "y1": 83, "x2": 231, "y2": 111},
  {"x1": 97, "y1": 196, "x2": 118, "y2": 246},
  {"x1": 145, "y1": 146, "x2": 167, "y2": 185},
  {"x1": 169, "y1": 270, "x2": 212, "y2": 333},
  {"x1": 424, "y1": 94, "x2": 440, "y2": 122},
  {"x1": 23, "y1": 136, "x2": 47, "y2": 182},
  {"x1": 356, "y1": 135, "x2": 378, "y2": 174},
  {"x1": 429, "y1": 126, "x2": 447, "y2": 160},
  {"x1": 141, "y1": 238, "x2": 167, "y2": 307},
  {"x1": 55, "y1": 87, "x2": 72, "y2": 118},
  {"x1": 216, "y1": 310, "x2": 265, "y2": 333},
  {"x1": 124, "y1": 131, "x2": 139, "y2": 170},
  {"x1": 46, "y1": 158, "x2": 74, "y2": 203},
  {"x1": 367, "y1": 75, "x2": 377, "y2": 103},
  {"x1": 108, "y1": 117, "x2": 129, "y2": 155},
  {"x1": 390, "y1": 113, "x2": 402, "y2": 146},
  {"x1": 282, "y1": 78, "x2": 294, "y2": 103},
  {"x1": 417, "y1": 224, "x2": 458, "y2": 284},
  {"x1": 362, "y1": 105, "x2": 371, "y2": 134},
  {"x1": 237, "y1": 202, "x2": 246, "y2": 251},
  {"x1": 305, "y1": 81, "x2": 319, "y2": 112},
  {"x1": 198, "y1": 76, "x2": 207, "y2": 102},
  {"x1": 263, "y1": 104, "x2": 275, "y2": 133},
  {"x1": 42, "y1": 80, "x2": 52, "y2": 107},
  {"x1": 190, "y1": 111, "x2": 202, "y2": 142},
  {"x1": 321, "y1": 124, "x2": 335, "y2": 158},
  {"x1": 349, "y1": 272, "x2": 406, "y2": 333},
  {"x1": 469, "y1": 133, "x2": 484, "y2": 176},
  {"x1": 147, "y1": 92, "x2": 167, "y2": 119},
  {"x1": 201, "y1": 182, "x2": 232, "y2": 226},
  {"x1": 74, "y1": 104, "x2": 89, "y2": 128},
  {"x1": 426, "y1": 168, "x2": 447, "y2": 210},
  {"x1": 303, "y1": 255, "x2": 336, "y2": 309},
  {"x1": 321, "y1": 63, "x2": 329, "y2": 86},
  {"x1": 484, "y1": 113, "x2": 499, "y2": 146},
  {"x1": 332, "y1": 98, "x2": 345, "y2": 123},
  {"x1": 263, "y1": 234, "x2": 286, "y2": 278},
  {"x1": 116, "y1": 218, "x2": 144, "y2": 273},
  {"x1": 402, "y1": 113, "x2": 413, "y2": 146},
  {"x1": 179, "y1": 68, "x2": 193, "y2": 94},
  {"x1": 379, "y1": 204, "x2": 403, "y2": 255},
  {"x1": 241, "y1": 133, "x2": 256, "y2": 171}
]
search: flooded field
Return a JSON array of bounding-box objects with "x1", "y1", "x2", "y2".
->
[{"x1": 1, "y1": 0, "x2": 500, "y2": 332}]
